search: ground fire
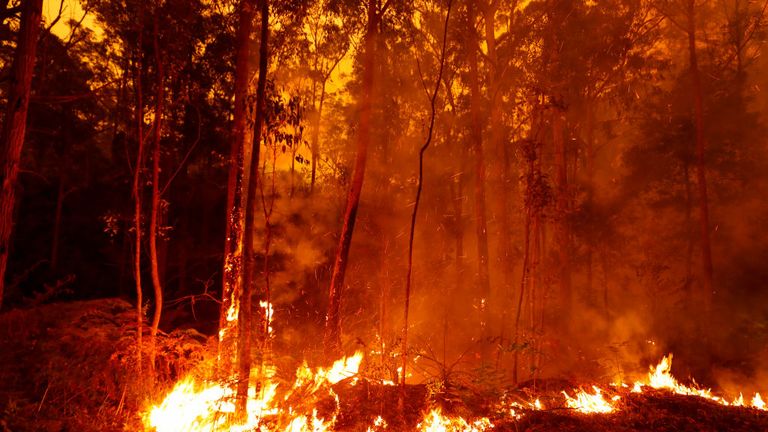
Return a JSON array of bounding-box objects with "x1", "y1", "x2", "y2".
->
[{"x1": 2, "y1": 0, "x2": 768, "y2": 431}]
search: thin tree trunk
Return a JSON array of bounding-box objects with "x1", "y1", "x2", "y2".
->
[
  {"x1": 0, "y1": 0, "x2": 43, "y2": 310},
  {"x1": 513, "y1": 200, "x2": 531, "y2": 384},
  {"x1": 683, "y1": 161, "x2": 694, "y2": 293},
  {"x1": 236, "y1": 0, "x2": 269, "y2": 418},
  {"x1": 220, "y1": 0, "x2": 256, "y2": 374},
  {"x1": 687, "y1": 0, "x2": 714, "y2": 313},
  {"x1": 484, "y1": 2, "x2": 515, "y2": 364},
  {"x1": 552, "y1": 106, "x2": 572, "y2": 320},
  {"x1": 132, "y1": 7, "x2": 146, "y2": 373},
  {"x1": 401, "y1": 0, "x2": 452, "y2": 392},
  {"x1": 584, "y1": 103, "x2": 596, "y2": 299},
  {"x1": 148, "y1": 14, "x2": 165, "y2": 376},
  {"x1": 324, "y1": 0, "x2": 378, "y2": 359},
  {"x1": 467, "y1": 0, "x2": 491, "y2": 357}
]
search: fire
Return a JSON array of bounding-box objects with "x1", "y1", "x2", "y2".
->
[
  {"x1": 144, "y1": 351, "x2": 362, "y2": 432},
  {"x1": 753, "y1": 393, "x2": 766, "y2": 410},
  {"x1": 417, "y1": 409, "x2": 493, "y2": 432},
  {"x1": 146, "y1": 378, "x2": 278, "y2": 432},
  {"x1": 562, "y1": 386, "x2": 618, "y2": 414},
  {"x1": 366, "y1": 415, "x2": 388, "y2": 431},
  {"x1": 145, "y1": 350, "x2": 768, "y2": 432},
  {"x1": 632, "y1": 354, "x2": 767, "y2": 411}
]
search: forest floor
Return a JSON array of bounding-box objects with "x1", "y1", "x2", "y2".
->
[{"x1": 2, "y1": 299, "x2": 768, "y2": 431}]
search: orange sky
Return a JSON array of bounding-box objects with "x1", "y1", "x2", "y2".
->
[{"x1": 43, "y1": 0, "x2": 101, "y2": 40}]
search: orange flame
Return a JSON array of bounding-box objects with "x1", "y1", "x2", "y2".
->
[
  {"x1": 417, "y1": 409, "x2": 493, "y2": 432},
  {"x1": 144, "y1": 351, "x2": 363, "y2": 432},
  {"x1": 562, "y1": 386, "x2": 618, "y2": 414}
]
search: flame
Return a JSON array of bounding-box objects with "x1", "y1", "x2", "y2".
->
[
  {"x1": 146, "y1": 378, "x2": 278, "y2": 432},
  {"x1": 632, "y1": 354, "x2": 767, "y2": 411},
  {"x1": 753, "y1": 393, "x2": 766, "y2": 410},
  {"x1": 366, "y1": 415, "x2": 388, "y2": 431},
  {"x1": 144, "y1": 351, "x2": 362, "y2": 432},
  {"x1": 147, "y1": 351, "x2": 768, "y2": 432},
  {"x1": 562, "y1": 386, "x2": 618, "y2": 414},
  {"x1": 417, "y1": 409, "x2": 493, "y2": 432}
]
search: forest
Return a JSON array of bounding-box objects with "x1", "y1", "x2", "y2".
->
[{"x1": 2, "y1": 0, "x2": 768, "y2": 430}]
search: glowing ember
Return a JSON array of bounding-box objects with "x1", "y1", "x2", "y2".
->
[
  {"x1": 562, "y1": 386, "x2": 617, "y2": 414},
  {"x1": 417, "y1": 409, "x2": 494, "y2": 432}
]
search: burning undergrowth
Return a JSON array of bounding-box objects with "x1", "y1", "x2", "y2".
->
[{"x1": 143, "y1": 349, "x2": 768, "y2": 432}]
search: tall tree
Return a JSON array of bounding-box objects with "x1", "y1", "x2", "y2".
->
[
  {"x1": 148, "y1": 11, "x2": 165, "y2": 375},
  {"x1": 0, "y1": 0, "x2": 43, "y2": 310},
  {"x1": 323, "y1": 0, "x2": 382, "y2": 358},
  {"x1": 220, "y1": 0, "x2": 256, "y2": 374},
  {"x1": 466, "y1": 0, "x2": 491, "y2": 353},
  {"x1": 685, "y1": 0, "x2": 714, "y2": 313},
  {"x1": 236, "y1": 0, "x2": 269, "y2": 418},
  {"x1": 131, "y1": 1, "x2": 146, "y2": 373}
]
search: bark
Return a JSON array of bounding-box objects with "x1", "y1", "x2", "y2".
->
[
  {"x1": 236, "y1": 0, "x2": 269, "y2": 418},
  {"x1": 552, "y1": 105, "x2": 571, "y2": 320},
  {"x1": 323, "y1": 0, "x2": 378, "y2": 359},
  {"x1": 467, "y1": 0, "x2": 491, "y2": 354},
  {"x1": 687, "y1": 0, "x2": 714, "y2": 313},
  {"x1": 220, "y1": 0, "x2": 256, "y2": 374},
  {"x1": 0, "y1": 0, "x2": 42, "y2": 310},
  {"x1": 148, "y1": 14, "x2": 165, "y2": 376}
]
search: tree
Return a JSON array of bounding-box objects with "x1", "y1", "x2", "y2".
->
[
  {"x1": 684, "y1": 0, "x2": 714, "y2": 314},
  {"x1": 323, "y1": 0, "x2": 384, "y2": 358},
  {"x1": 236, "y1": 0, "x2": 270, "y2": 418},
  {"x1": 466, "y1": 0, "x2": 491, "y2": 354},
  {"x1": 131, "y1": 0, "x2": 146, "y2": 372},
  {"x1": 220, "y1": 0, "x2": 256, "y2": 375},
  {"x1": 0, "y1": 0, "x2": 43, "y2": 310},
  {"x1": 148, "y1": 10, "x2": 165, "y2": 375}
]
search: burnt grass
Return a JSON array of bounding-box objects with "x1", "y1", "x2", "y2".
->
[{"x1": 2, "y1": 299, "x2": 768, "y2": 431}]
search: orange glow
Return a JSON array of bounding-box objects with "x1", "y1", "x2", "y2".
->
[
  {"x1": 144, "y1": 351, "x2": 362, "y2": 432},
  {"x1": 417, "y1": 409, "x2": 493, "y2": 432},
  {"x1": 562, "y1": 386, "x2": 618, "y2": 414}
]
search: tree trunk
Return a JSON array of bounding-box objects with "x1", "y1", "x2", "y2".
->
[
  {"x1": 467, "y1": 0, "x2": 491, "y2": 355},
  {"x1": 132, "y1": 6, "x2": 146, "y2": 373},
  {"x1": 552, "y1": 105, "x2": 571, "y2": 321},
  {"x1": 236, "y1": 0, "x2": 269, "y2": 418},
  {"x1": 148, "y1": 14, "x2": 165, "y2": 376},
  {"x1": 323, "y1": 0, "x2": 378, "y2": 359},
  {"x1": 0, "y1": 0, "x2": 43, "y2": 310},
  {"x1": 483, "y1": 2, "x2": 515, "y2": 361},
  {"x1": 401, "y1": 0, "x2": 452, "y2": 390},
  {"x1": 687, "y1": 0, "x2": 714, "y2": 314},
  {"x1": 219, "y1": 0, "x2": 256, "y2": 374}
]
